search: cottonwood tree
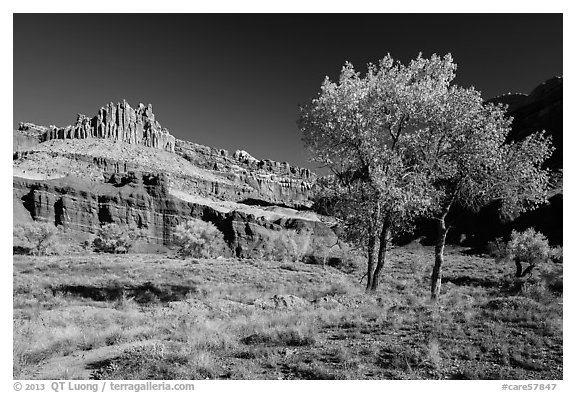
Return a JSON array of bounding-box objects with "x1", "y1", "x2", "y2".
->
[
  {"x1": 312, "y1": 176, "x2": 383, "y2": 289},
  {"x1": 407, "y1": 85, "x2": 554, "y2": 300},
  {"x1": 299, "y1": 54, "x2": 453, "y2": 291}
]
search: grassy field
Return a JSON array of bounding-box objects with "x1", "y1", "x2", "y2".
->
[{"x1": 13, "y1": 244, "x2": 563, "y2": 380}]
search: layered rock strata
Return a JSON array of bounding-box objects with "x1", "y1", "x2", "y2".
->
[
  {"x1": 175, "y1": 139, "x2": 315, "y2": 205},
  {"x1": 14, "y1": 100, "x2": 315, "y2": 207},
  {"x1": 13, "y1": 171, "x2": 337, "y2": 258},
  {"x1": 13, "y1": 147, "x2": 313, "y2": 207}
]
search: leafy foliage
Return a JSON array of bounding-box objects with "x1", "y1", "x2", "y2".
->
[
  {"x1": 13, "y1": 222, "x2": 59, "y2": 256},
  {"x1": 399, "y1": 59, "x2": 552, "y2": 299},
  {"x1": 549, "y1": 246, "x2": 563, "y2": 264},
  {"x1": 300, "y1": 52, "x2": 553, "y2": 297},
  {"x1": 299, "y1": 54, "x2": 457, "y2": 290},
  {"x1": 173, "y1": 219, "x2": 227, "y2": 259},
  {"x1": 251, "y1": 230, "x2": 313, "y2": 262},
  {"x1": 506, "y1": 228, "x2": 551, "y2": 278},
  {"x1": 92, "y1": 223, "x2": 145, "y2": 254},
  {"x1": 407, "y1": 86, "x2": 553, "y2": 220}
]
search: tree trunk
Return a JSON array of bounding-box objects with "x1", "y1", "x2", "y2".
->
[
  {"x1": 431, "y1": 216, "x2": 448, "y2": 300},
  {"x1": 370, "y1": 223, "x2": 390, "y2": 291},
  {"x1": 515, "y1": 259, "x2": 523, "y2": 278},
  {"x1": 515, "y1": 260, "x2": 534, "y2": 278},
  {"x1": 365, "y1": 233, "x2": 376, "y2": 290}
]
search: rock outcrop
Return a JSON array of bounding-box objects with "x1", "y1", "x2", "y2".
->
[
  {"x1": 13, "y1": 100, "x2": 330, "y2": 255},
  {"x1": 175, "y1": 139, "x2": 315, "y2": 206},
  {"x1": 19, "y1": 100, "x2": 176, "y2": 153},
  {"x1": 13, "y1": 171, "x2": 338, "y2": 258},
  {"x1": 14, "y1": 100, "x2": 315, "y2": 207},
  {"x1": 13, "y1": 143, "x2": 314, "y2": 208}
]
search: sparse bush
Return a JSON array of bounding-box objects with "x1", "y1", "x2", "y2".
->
[
  {"x1": 549, "y1": 246, "x2": 563, "y2": 263},
  {"x1": 92, "y1": 223, "x2": 145, "y2": 254},
  {"x1": 13, "y1": 222, "x2": 59, "y2": 256},
  {"x1": 506, "y1": 228, "x2": 551, "y2": 278},
  {"x1": 282, "y1": 230, "x2": 312, "y2": 262},
  {"x1": 80, "y1": 239, "x2": 94, "y2": 252},
  {"x1": 173, "y1": 219, "x2": 227, "y2": 259}
]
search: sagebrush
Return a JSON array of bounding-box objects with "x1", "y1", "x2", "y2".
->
[
  {"x1": 173, "y1": 219, "x2": 228, "y2": 258},
  {"x1": 506, "y1": 228, "x2": 551, "y2": 278},
  {"x1": 92, "y1": 223, "x2": 145, "y2": 254},
  {"x1": 13, "y1": 221, "x2": 59, "y2": 256}
]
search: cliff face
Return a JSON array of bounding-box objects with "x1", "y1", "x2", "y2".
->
[
  {"x1": 13, "y1": 100, "x2": 327, "y2": 254},
  {"x1": 13, "y1": 171, "x2": 337, "y2": 258},
  {"x1": 13, "y1": 142, "x2": 314, "y2": 208},
  {"x1": 14, "y1": 100, "x2": 315, "y2": 208},
  {"x1": 19, "y1": 100, "x2": 176, "y2": 153},
  {"x1": 175, "y1": 139, "x2": 315, "y2": 206}
]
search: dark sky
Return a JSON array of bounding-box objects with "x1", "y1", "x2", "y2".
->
[{"x1": 13, "y1": 14, "x2": 562, "y2": 170}]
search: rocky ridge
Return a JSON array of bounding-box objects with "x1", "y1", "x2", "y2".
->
[
  {"x1": 13, "y1": 171, "x2": 337, "y2": 258},
  {"x1": 13, "y1": 100, "x2": 326, "y2": 258},
  {"x1": 14, "y1": 100, "x2": 315, "y2": 207},
  {"x1": 490, "y1": 76, "x2": 562, "y2": 169},
  {"x1": 174, "y1": 139, "x2": 315, "y2": 205},
  {"x1": 18, "y1": 100, "x2": 176, "y2": 153}
]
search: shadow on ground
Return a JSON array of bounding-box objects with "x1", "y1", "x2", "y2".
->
[
  {"x1": 442, "y1": 275, "x2": 503, "y2": 289},
  {"x1": 50, "y1": 282, "x2": 195, "y2": 304}
]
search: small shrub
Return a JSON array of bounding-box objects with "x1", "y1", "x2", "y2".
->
[
  {"x1": 92, "y1": 223, "x2": 145, "y2": 254},
  {"x1": 254, "y1": 230, "x2": 312, "y2": 262},
  {"x1": 173, "y1": 219, "x2": 227, "y2": 258},
  {"x1": 506, "y1": 228, "x2": 551, "y2": 278},
  {"x1": 281, "y1": 230, "x2": 312, "y2": 262},
  {"x1": 80, "y1": 239, "x2": 94, "y2": 252},
  {"x1": 13, "y1": 222, "x2": 59, "y2": 256},
  {"x1": 549, "y1": 246, "x2": 563, "y2": 263}
]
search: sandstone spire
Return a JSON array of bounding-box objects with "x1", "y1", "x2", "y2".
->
[{"x1": 37, "y1": 100, "x2": 176, "y2": 153}]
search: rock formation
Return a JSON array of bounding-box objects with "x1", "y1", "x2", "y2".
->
[
  {"x1": 13, "y1": 100, "x2": 335, "y2": 257},
  {"x1": 19, "y1": 100, "x2": 176, "y2": 153},
  {"x1": 13, "y1": 171, "x2": 338, "y2": 259},
  {"x1": 14, "y1": 100, "x2": 315, "y2": 207},
  {"x1": 174, "y1": 139, "x2": 315, "y2": 206}
]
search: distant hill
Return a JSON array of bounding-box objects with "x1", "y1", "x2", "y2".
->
[{"x1": 490, "y1": 76, "x2": 562, "y2": 170}]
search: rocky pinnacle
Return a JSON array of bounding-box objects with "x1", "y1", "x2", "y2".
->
[{"x1": 37, "y1": 100, "x2": 176, "y2": 153}]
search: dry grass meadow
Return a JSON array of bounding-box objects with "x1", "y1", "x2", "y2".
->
[{"x1": 13, "y1": 244, "x2": 562, "y2": 380}]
